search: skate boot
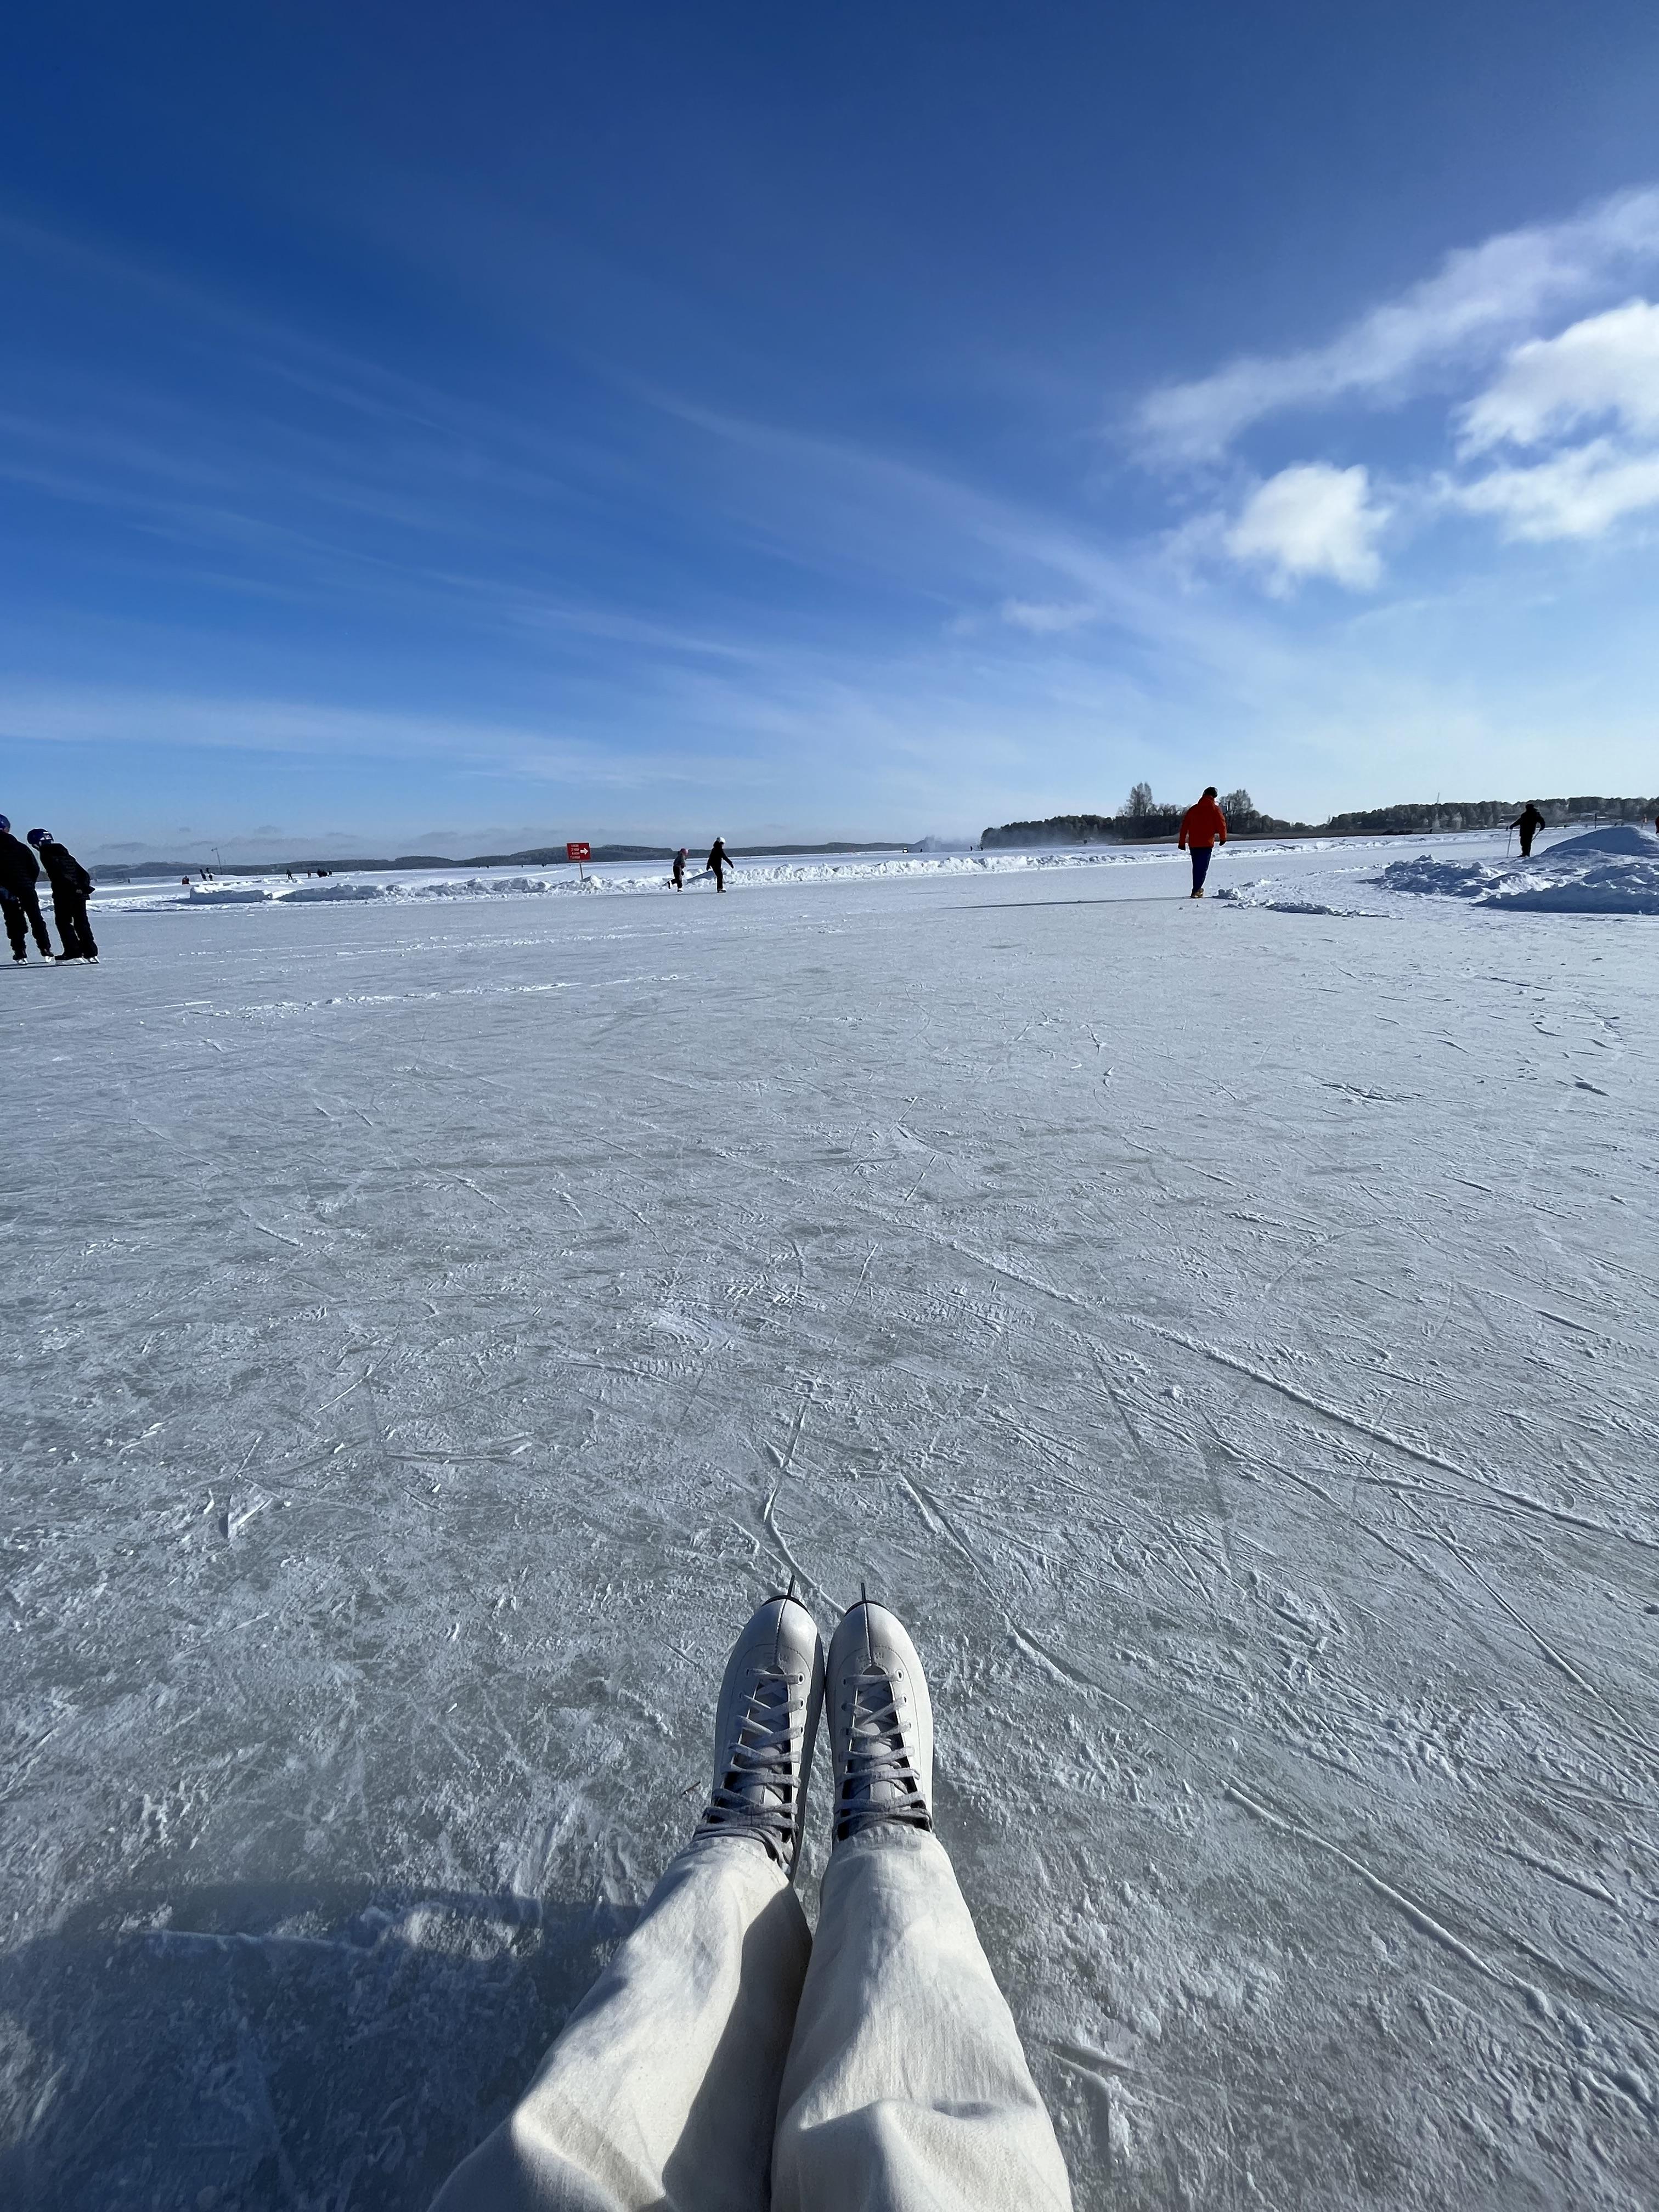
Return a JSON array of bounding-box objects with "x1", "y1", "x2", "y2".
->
[
  {"x1": 826, "y1": 1594, "x2": 933, "y2": 1844},
  {"x1": 693, "y1": 1590, "x2": 824, "y2": 1878}
]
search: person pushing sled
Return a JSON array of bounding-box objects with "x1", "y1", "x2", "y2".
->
[{"x1": 430, "y1": 1591, "x2": 1072, "y2": 2212}]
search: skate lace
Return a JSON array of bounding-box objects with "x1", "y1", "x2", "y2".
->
[
  {"x1": 836, "y1": 1667, "x2": 930, "y2": 1841},
  {"x1": 697, "y1": 1668, "x2": 798, "y2": 1864}
]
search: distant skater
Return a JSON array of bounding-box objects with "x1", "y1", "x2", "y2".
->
[
  {"x1": 28, "y1": 830, "x2": 98, "y2": 962},
  {"x1": 1510, "y1": 802, "x2": 1545, "y2": 858},
  {"x1": 673, "y1": 847, "x2": 687, "y2": 890},
  {"x1": 1177, "y1": 786, "x2": 1227, "y2": 899},
  {"x1": 708, "y1": 836, "x2": 732, "y2": 892},
  {"x1": 0, "y1": 814, "x2": 55, "y2": 962}
]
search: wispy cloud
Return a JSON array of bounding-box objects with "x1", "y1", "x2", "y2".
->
[
  {"x1": 1440, "y1": 297, "x2": 1659, "y2": 541},
  {"x1": 997, "y1": 598, "x2": 1097, "y2": 633},
  {"x1": 1133, "y1": 191, "x2": 1659, "y2": 589},
  {"x1": 1135, "y1": 188, "x2": 1659, "y2": 462},
  {"x1": 0, "y1": 682, "x2": 722, "y2": 787},
  {"x1": 1224, "y1": 464, "x2": 1390, "y2": 591},
  {"x1": 1457, "y1": 298, "x2": 1659, "y2": 452},
  {"x1": 1450, "y1": 440, "x2": 1659, "y2": 540}
]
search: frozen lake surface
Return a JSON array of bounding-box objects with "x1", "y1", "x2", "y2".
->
[
  {"x1": 5, "y1": 845, "x2": 1657, "y2": 2209},
  {"x1": 91, "y1": 819, "x2": 1659, "y2": 918}
]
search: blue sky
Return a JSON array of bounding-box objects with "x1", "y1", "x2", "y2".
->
[{"x1": 4, "y1": 2, "x2": 1659, "y2": 859}]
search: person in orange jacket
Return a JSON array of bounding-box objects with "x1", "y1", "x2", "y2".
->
[{"x1": 1177, "y1": 786, "x2": 1227, "y2": 898}]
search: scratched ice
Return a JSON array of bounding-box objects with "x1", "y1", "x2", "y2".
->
[{"x1": 4, "y1": 844, "x2": 1656, "y2": 2210}]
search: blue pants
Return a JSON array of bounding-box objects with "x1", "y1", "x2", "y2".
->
[{"x1": 1189, "y1": 845, "x2": 1214, "y2": 892}]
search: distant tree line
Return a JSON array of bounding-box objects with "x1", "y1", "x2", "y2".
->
[
  {"x1": 981, "y1": 787, "x2": 1659, "y2": 848},
  {"x1": 1319, "y1": 795, "x2": 1659, "y2": 835}
]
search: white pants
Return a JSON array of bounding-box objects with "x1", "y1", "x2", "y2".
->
[{"x1": 431, "y1": 1826, "x2": 1073, "y2": 2212}]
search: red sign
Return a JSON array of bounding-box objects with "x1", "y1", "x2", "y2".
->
[{"x1": 566, "y1": 841, "x2": 591, "y2": 862}]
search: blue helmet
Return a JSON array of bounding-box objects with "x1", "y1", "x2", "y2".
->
[
  {"x1": 0, "y1": 815, "x2": 8, "y2": 832},
  {"x1": 26, "y1": 828, "x2": 49, "y2": 848}
]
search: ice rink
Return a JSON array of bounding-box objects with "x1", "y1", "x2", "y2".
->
[{"x1": 5, "y1": 844, "x2": 1657, "y2": 2209}]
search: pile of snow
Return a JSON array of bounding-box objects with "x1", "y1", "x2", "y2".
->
[
  {"x1": 1215, "y1": 881, "x2": 1379, "y2": 917},
  {"x1": 1376, "y1": 825, "x2": 1659, "y2": 915},
  {"x1": 186, "y1": 885, "x2": 269, "y2": 904},
  {"x1": 1373, "y1": 856, "x2": 1491, "y2": 901},
  {"x1": 1548, "y1": 822, "x2": 1659, "y2": 855},
  {"x1": 407, "y1": 873, "x2": 560, "y2": 900},
  {"x1": 283, "y1": 880, "x2": 393, "y2": 902}
]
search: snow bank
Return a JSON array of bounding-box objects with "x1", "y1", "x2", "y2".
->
[
  {"x1": 1497, "y1": 865, "x2": 1659, "y2": 914},
  {"x1": 1215, "y1": 881, "x2": 1380, "y2": 917},
  {"x1": 1373, "y1": 857, "x2": 1491, "y2": 901},
  {"x1": 104, "y1": 826, "x2": 1635, "y2": 923},
  {"x1": 144, "y1": 850, "x2": 1189, "y2": 915},
  {"x1": 268, "y1": 845, "x2": 1339, "y2": 904},
  {"x1": 407, "y1": 873, "x2": 559, "y2": 900},
  {"x1": 1544, "y1": 823, "x2": 1657, "y2": 857},
  {"x1": 1376, "y1": 825, "x2": 1659, "y2": 915},
  {"x1": 283, "y1": 880, "x2": 393, "y2": 902}
]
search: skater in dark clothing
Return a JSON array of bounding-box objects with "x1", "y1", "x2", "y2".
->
[
  {"x1": 707, "y1": 837, "x2": 732, "y2": 892},
  {"x1": 1510, "y1": 803, "x2": 1546, "y2": 858},
  {"x1": 27, "y1": 831, "x2": 97, "y2": 961},
  {"x1": 1177, "y1": 787, "x2": 1227, "y2": 899},
  {"x1": 673, "y1": 847, "x2": 687, "y2": 889},
  {"x1": 0, "y1": 815, "x2": 55, "y2": 961}
]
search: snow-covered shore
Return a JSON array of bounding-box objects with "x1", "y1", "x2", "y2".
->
[
  {"x1": 87, "y1": 823, "x2": 1659, "y2": 924},
  {"x1": 1220, "y1": 823, "x2": 1659, "y2": 918},
  {"x1": 93, "y1": 836, "x2": 1335, "y2": 911}
]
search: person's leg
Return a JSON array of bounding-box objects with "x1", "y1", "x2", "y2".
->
[
  {"x1": 1191, "y1": 845, "x2": 1212, "y2": 896},
  {"x1": 431, "y1": 1594, "x2": 825, "y2": 2212},
  {"x1": 58, "y1": 894, "x2": 96, "y2": 958},
  {"x1": 1, "y1": 893, "x2": 24, "y2": 960},
  {"x1": 1520, "y1": 830, "x2": 1534, "y2": 857},
  {"x1": 22, "y1": 889, "x2": 53, "y2": 955},
  {"x1": 774, "y1": 1602, "x2": 1071, "y2": 2212},
  {"x1": 434, "y1": 1842, "x2": 809, "y2": 2212}
]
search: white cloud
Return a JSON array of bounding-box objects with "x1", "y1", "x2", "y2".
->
[
  {"x1": 1136, "y1": 188, "x2": 1659, "y2": 461},
  {"x1": 1449, "y1": 296, "x2": 1659, "y2": 539},
  {"x1": 1457, "y1": 298, "x2": 1659, "y2": 451},
  {"x1": 1224, "y1": 463, "x2": 1390, "y2": 590},
  {"x1": 998, "y1": 597, "x2": 1096, "y2": 633},
  {"x1": 1452, "y1": 438, "x2": 1659, "y2": 540}
]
